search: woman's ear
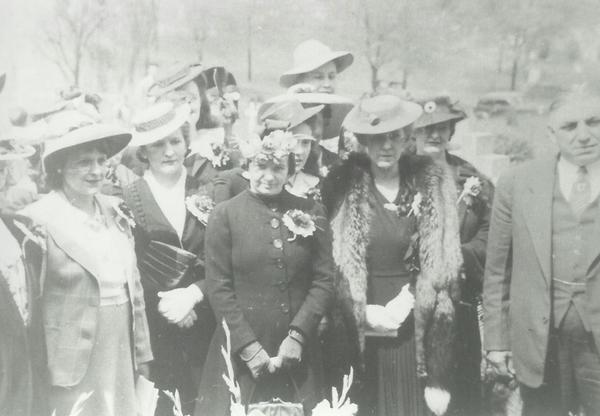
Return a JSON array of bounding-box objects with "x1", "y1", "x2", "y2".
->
[{"x1": 136, "y1": 146, "x2": 149, "y2": 163}]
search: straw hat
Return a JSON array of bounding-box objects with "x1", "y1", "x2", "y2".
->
[
  {"x1": 130, "y1": 102, "x2": 190, "y2": 147},
  {"x1": 343, "y1": 95, "x2": 423, "y2": 135},
  {"x1": 279, "y1": 40, "x2": 353, "y2": 88}
]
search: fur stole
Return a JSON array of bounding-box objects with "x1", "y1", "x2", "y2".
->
[{"x1": 323, "y1": 152, "x2": 463, "y2": 416}]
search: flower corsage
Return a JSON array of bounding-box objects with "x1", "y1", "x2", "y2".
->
[
  {"x1": 114, "y1": 201, "x2": 136, "y2": 231},
  {"x1": 457, "y1": 176, "x2": 482, "y2": 207},
  {"x1": 282, "y1": 209, "x2": 318, "y2": 241},
  {"x1": 383, "y1": 191, "x2": 423, "y2": 218},
  {"x1": 185, "y1": 194, "x2": 215, "y2": 226},
  {"x1": 208, "y1": 142, "x2": 231, "y2": 169}
]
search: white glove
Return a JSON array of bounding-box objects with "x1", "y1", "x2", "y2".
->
[
  {"x1": 365, "y1": 304, "x2": 400, "y2": 332},
  {"x1": 385, "y1": 283, "x2": 415, "y2": 327},
  {"x1": 157, "y1": 285, "x2": 203, "y2": 324}
]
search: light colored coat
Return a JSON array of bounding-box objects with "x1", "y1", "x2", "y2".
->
[
  {"x1": 483, "y1": 155, "x2": 600, "y2": 387},
  {"x1": 20, "y1": 192, "x2": 152, "y2": 387}
]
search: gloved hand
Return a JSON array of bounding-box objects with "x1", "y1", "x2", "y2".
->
[
  {"x1": 365, "y1": 304, "x2": 400, "y2": 332},
  {"x1": 277, "y1": 333, "x2": 303, "y2": 368},
  {"x1": 157, "y1": 285, "x2": 203, "y2": 324},
  {"x1": 385, "y1": 283, "x2": 415, "y2": 327},
  {"x1": 175, "y1": 309, "x2": 198, "y2": 329},
  {"x1": 240, "y1": 342, "x2": 271, "y2": 380}
]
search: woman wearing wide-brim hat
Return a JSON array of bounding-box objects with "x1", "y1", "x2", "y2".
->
[
  {"x1": 321, "y1": 95, "x2": 464, "y2": 416},
  {"x1": 18, "y1": 119, "x2": 153, "y2": 416},
  {"x1": 412, "y1": 96, "x2": 494, "y2": 416},
  {"x1": 0, "y1": 138, "x2": 38, "y2": 416},
  {"x1": 211, "y1": 98, "x2": 324, "y2": 203},
  {"x1": 123, "y1": 101, "x2": 216, "y2": 415},
  {"x1": 280, "y1": 39, "x2": 353, "y2": 94}
]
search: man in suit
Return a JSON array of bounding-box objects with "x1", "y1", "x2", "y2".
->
[{"x1": 483, "y1": 91, "x2": 600, "y2": 415}]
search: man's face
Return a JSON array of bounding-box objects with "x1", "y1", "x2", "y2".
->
[
  {"x1": 549, "y1": 97, "x2": 600, "y2": 166},
  {"x1": 298, "y1": 61, "x2": 337, "y2": 94}
]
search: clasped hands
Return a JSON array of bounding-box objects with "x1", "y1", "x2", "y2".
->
[
  {"x1": 241, "y1": 332, "x2": 304, "y2": 380},
  {"x1": 157, "y1": 285, "x2": 204, "y2": 329},
  {"x1": 366, "y1": 283, "x2": 415, "y2": 332}
]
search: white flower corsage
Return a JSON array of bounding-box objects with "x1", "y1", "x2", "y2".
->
[
  {"x1": 208, "y1": 142, "x2": 231, "y2": 168},
  {"x1": 114, "y1": 201, "x2": 136, "y2": 231},
  {"x1": 282, "y1": 209, "x2": 317, "y2": 241},
  {"x1": 457, "y1": 176, "x2": 482, "y2": 206},
  {"x1": 407, "y1": 192, "x2": 423, "y2": 217},
  {"x1": 319, "y1": 166, "x2": 330, "y2": 178},
  {"x1": 185, "y1": 194, "x2": 215, "y2": 225}
]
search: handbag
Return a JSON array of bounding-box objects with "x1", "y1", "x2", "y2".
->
[
  {"x1": 246, "y1": 372, "x2": 305, "y2": 416},
  {"x1": 138, "y1": 240, "x2": 198, "y2": 291}
]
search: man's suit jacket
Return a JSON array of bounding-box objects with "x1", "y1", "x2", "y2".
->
[
  {"x1": 483, "y1": 155, "x2": 600, "y2": 387},
  {"x1": 20, "y1": 192, "x2": 153, "y2": 387}
]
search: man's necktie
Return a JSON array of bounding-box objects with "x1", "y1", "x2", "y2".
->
[{"x1": 569, "y1": 166, "x2": 591, "y2": 218}]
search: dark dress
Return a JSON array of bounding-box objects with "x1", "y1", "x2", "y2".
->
[
  {"x1": 123, "y1": 176, "x2": 215, "y2": 415},
  {"x1": 446, "y1": 153, "x2": 494, "y2": 416},
  {"x1": 195, "y1": 190, "x2": 334, "y2": 416},
  {"x1": 359, "y1": 185, "x2": 429, "y2": 416}
]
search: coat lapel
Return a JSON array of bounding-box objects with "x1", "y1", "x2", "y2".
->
[
  {"x1": 181, "y1": 176, "x2": 203, "y2": 248},
  {"x1": 521, "y1": 156, "x2": 557, "y2": 285},
  {"x1": 586, "y1": 195, "x2": 600, "y2": 274}
]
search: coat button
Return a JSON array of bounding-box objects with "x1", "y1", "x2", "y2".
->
[
  {"x1": 273, "y1": 239, "x2": 283, "y2": 249},
  {"x1": 270, "y1": 218, "x2": 280, "y2": 229},
  {"x1": 281, "y1": 303, "x2": 289, "y2": 314}
]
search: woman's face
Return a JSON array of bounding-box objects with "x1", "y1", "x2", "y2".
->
[
  {"x1": 298, "y1": 61, "x2": 338, "y2": 94},
  {"x1": 177, "y1": 81, "x2": 202, "y2": 125},
  {"x1": 248, "y1": 156, "x2": 290, "y2": 196},
  {"x1": 291, "y1": 123, "x2": 314, "y2": 172},
  {"x1": 413, "y1": 122, "x2": 453, "y2": 157},
  {"x1": 141, "y1": 129, "x2": 187, "y2": 178},
  {"x1": 365, "y1": 129, "x2": 409, "y2": 169},
  {"x1": 61, "y1": 147, "x2": 108, "y2": 197}
]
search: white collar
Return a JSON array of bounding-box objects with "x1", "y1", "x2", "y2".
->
[{"x1": 557, "y1": 156, "x2": 600, "y2": 201}]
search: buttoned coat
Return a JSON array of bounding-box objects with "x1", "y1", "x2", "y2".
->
[
  {"x1": 196, "y1": 189, "x2": 334, "y2": 415},
  {"x1": 483, "y1": 155, "x2": 600, "y2": 387},
  {"x1": 20, "y1": 192, "x2": 153, "y2": 388}
]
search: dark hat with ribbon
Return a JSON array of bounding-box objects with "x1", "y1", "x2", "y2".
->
[
  {"x1": 259, "y1": 98, "x2": 324, "y2": 131},
  {"x1": 148, "y1": 62, "x2": 205, "y2": 98},
  {"x1": 412, "y1": 96, "x2": 467, "y2": 129}
]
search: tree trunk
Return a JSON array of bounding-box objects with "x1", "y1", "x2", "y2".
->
[
  {"x1": 370, "y1": 64, "x2": 378, "y2": 92},
  {"x1": 402, "y1": 68, "x2": 409, "y2": 89},
  {"x1": 247, "y1": 13, "x2": 252, "y2": 82},
  {"x1": 510, "y1": 56, "x2": 518, "y2": 91}
]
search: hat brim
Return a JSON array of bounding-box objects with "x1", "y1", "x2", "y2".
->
[
  {"x1": 0, "y1": 143, "x2": 36, "y2": 161},
  {"x1": 279, "y1": 51, "x2": 354, "y2": 88},
  {"x1": 343, "y1": 101, "x2": 423, "y2": 135},
  {"x1": 129, "y1": 104, "x2": 190, "y2": 147},
  {"x1": 413, "y1": 112, "x2": 466, "y2": 129},
  {"x1": 43, "y1": 124, "x2": 132, "y2": 163},
  {"x1": 258, "y1": 98, "x2": 324, "y2": 130},
  {"x1": 148, "y1": 65, "x2": 205, "y2": 98}
]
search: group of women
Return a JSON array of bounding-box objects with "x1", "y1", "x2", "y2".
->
[{"x1": 0, "y1": 39, "x2": 494, "y2": 416}]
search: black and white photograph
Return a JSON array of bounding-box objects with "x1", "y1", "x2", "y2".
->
[{"x1": 1, "y1": 0, "x2": 600, "y2": 415}]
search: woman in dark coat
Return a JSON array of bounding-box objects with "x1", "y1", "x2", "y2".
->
[
  {"x1": 123, "y1": 102, "x2": 215, "y2": 415},
  {"x1": 195, "y1": 130, "x2": 334, "y2": 416},
  {"x1": 412, "y1": 96, "x2": 494, "y2": 416},
  {"x1": 321, "y1": 95, "x2": 464, "y2": 416}
]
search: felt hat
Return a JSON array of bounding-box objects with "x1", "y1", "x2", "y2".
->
[
  {"x1": 279, "y1": 40, "x2": 353, "y2": 88},
  {"x1": 148, "y1": 62, "x2": 204, "y2": 98},
  {"x1": 343, "y1": 95, "x2": 423, "y2": 135},
  {"x1": 259, "y1": 98, "x2": 324, "y2": 131},
  {"x1": 412, "y1": 96, "x2": 467, "y2": 129}
]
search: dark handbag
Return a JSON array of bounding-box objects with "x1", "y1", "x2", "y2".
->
[
  {"x1": 138, "y1": 240, "x2": 198, "y2": 290},
  {"x1": 246, "y1": 372, "x2": 304, "y2": 416}
]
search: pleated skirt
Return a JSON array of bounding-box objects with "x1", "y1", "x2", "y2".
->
[
  {"x1": 49, "y1": 302, "x2": 137, "y2": 416},
  {"x1": 359, "y1": 317, "x2": 429, "y2": 416}
]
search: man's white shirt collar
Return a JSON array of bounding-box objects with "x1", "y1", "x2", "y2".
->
[{"x1": 557, "y1": 156, "x2": 600, "y2": 202}]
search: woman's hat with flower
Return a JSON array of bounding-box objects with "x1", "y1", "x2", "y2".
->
[
  {"x1": 280, "y1": 39, "x2": 354, "y2": 88},
  {"x1": 412, "y1": 95, "x2": 466, "y2": 130},
  {"x1": 129, "y1": 102, "x2": 190, "y2": 147},
  {"x1": 243, "y1": 130, "x2": 297, "y2": 163},
  {"x1": 259, "y1": 98, "x2": 324, "y2": 131},
  {"x1": 148, "y1": 62, "x2": 204, "y2": 98},
  {"x1": 343, "y1": 95, "x2": 423, "y2": 135},
  {"x1": 42, "y1": 116, "x2": 132, "y2": 166}
]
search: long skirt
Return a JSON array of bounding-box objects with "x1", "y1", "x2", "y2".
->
[
  {"x1": 48, "y1": 302, "x2": 136, "y2": 416},
  {"x1": 359, "y1": 316, "x2": 429, "y2": 416}
]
